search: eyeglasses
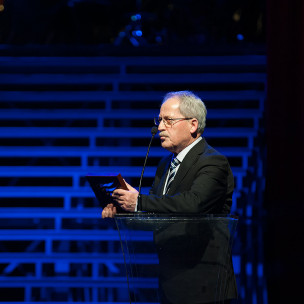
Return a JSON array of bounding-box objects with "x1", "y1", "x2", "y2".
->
[{"x1": 154, "y1": 117, "x2": 193, "y2": 127}]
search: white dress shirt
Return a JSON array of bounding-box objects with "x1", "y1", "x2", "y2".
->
[
  {"x1": 135, "y1": 136, "x2": 202, "y2": 211},
  {"x1": 162, "y1": 136, "x2": 202, "y2": 194}
]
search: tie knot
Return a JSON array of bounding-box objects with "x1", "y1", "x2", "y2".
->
[{"x1": 170, "y1": 158, "x2": 180, "y2": 170}]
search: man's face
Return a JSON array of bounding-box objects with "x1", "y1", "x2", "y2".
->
[{"x1": 158, "y1": 97, "x2": 195, "y2": 155}]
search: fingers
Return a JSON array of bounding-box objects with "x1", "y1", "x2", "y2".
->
[
  {"x1": 101, "y1": 207, "x2": 110, "y2": 218},
  {"x1": 121, "y1": 201, "x2": 136, "y2": 212},
  {"x1": 112, "y1": 189, "x2": 124, "y2": 202},
  {"x1": 112, "y1": 188, "x2": 124, "y2": 196},
  {"x1": 111, "y1": 186, "x2": 138, "y2": 212},
  {"x1": 115, "y1": 181, "x2": 138, "y2": 195},
  {"x1": 101, "y1": 204, "x2": 117, "y2": 218}
]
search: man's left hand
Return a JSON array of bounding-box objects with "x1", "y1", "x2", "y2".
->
[{"x1": 112, "y1": 181, "x2": 138, "y2": 212}]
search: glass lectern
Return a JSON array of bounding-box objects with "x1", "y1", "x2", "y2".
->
[{"x1": 115, "y1": 213, "x2": 238, "y2": 304}]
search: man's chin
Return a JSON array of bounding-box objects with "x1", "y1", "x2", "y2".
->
[
  {"x1": 161, "y1": 142, "x2": 174, "y2": 153},
  {"x1": 160, "y1": 142, "x2": 165, "y2": 147}
]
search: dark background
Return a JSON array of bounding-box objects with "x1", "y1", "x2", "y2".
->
[
  {"x1": 0, "y1": 0, "x2": 303, "y2": 303},
  {"x1": 0, "y1": 0, "x2": 265, "y2": 55}
]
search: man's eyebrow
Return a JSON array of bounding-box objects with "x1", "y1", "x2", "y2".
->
[{"x1": 159, "y1": 115, "x2": 171, "y2": 119}]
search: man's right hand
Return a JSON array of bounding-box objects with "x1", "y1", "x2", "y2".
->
[{"x1": 101, "y1": 203, "x2": 117, "y2": 218}]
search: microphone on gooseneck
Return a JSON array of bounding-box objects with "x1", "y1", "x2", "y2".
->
[{"x1": 138, "y1": 126, "x2": 158, "y2": 203}]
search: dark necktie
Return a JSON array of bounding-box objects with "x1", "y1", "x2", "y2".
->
[{"x1": 165, "y1": 157, "x2": 180, "y2": 194}]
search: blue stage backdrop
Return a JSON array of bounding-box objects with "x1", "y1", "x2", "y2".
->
[{"x1": 0, "y1": 55, "x2": 267, "y2": 303}]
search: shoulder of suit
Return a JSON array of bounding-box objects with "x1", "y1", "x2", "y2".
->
[
  {"x1": 190, "y1": 139, "x2": 229, "y2": 166},
  {"x1": 189, "y1": 137, "x2": 220, "y2": 156}
]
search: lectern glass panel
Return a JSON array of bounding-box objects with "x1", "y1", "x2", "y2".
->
[{"x1": 115, "y1": 214, "x2": 238, "y2": 304}]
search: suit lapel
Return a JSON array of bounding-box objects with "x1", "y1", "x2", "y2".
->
[
  {"x1": 167, "y1": 138, "x2": 206, "y2": 195},
  {"x1": 157, "y1": 154, "x2": 172, "y2": 196}
]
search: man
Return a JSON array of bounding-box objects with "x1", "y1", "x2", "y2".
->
[
  {"x1": 102, "y1": 90, "x2": 234, "y2": 216},
  {"x1": 102, "y1": 91, "x2": 237, "y2": 303}
]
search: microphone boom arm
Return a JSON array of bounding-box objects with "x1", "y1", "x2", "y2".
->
[{"x1": 138, "y1": 126, "x2": 158, "y2": 198}]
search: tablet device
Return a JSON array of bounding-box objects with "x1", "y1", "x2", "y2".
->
[{"x1": 86, "y1": 173, "x2": 128, "y2": 209}]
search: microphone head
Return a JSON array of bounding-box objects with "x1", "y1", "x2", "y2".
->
[{"x1": 151, "y1": 126, "x2": 158, "y2": 135}]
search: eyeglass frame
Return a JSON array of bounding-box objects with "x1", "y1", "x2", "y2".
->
[{"x1": 154, "y1": 116, "x2": 194, "y2": 127}]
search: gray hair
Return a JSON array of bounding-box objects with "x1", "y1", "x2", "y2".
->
[{"x1": 163, "y1": 91, "x2": 207, "y2": 133}]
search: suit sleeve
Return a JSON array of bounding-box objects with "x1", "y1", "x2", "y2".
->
[{"x1": 139, "y1": 154, "x2": 233, "y2": 214}]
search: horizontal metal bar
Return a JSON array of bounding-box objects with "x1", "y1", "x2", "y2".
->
[
  {"x1": 0, "y1": 186, "x2": 152, "y2": 197},
  {"x1": 0, "y1": 90, "x2": 265, "y2": 102},
  {"x1": 0, "y1": 146, "x2": 252, "y2": 157},
  {"x1": 0, "y1": 253, "x2": 158, "y2": 263},
  {"x1": 0, "y1": 165, "x2": 245, "y2": 176},
  {"x1": 0, "y1": 277, "x2": 158, "y2": 288},
  {"x1": 0, "y1": 165, "x2": 150, "y2": 175},
  {"x1": 0, "y1": 55, "x2": 266, "y2": 66},
  {"x1": 0, "y1": 109, "x2": 262, "y2": 119},
  {"x1": 0, "y1": 73, "x2": 266, "y2": 85},
  {"x1": 0, "y1": 207, "x2": 101, "y2": 218},
  {"x1": 0, "y1": 127, "x2": 257, "y2": 137},
  {"x1": 0, "y1": 229, "x2": 153, "y2": 241}
]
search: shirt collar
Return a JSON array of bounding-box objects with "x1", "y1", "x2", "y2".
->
[{"x1": 175, "y1": 137, "x2": 202, "y2": 163}]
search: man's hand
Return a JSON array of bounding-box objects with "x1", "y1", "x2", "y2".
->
[
  {"x1": 112, "y1": 181, "x2": 139, "y2": 212},
  {"x1": 101, "y1": 203, "x2": 117, "y2": 218}
]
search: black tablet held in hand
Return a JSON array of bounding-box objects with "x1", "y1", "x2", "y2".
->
[{"x1": 86, "y1": 173, "x2": 128, "y2": 209}]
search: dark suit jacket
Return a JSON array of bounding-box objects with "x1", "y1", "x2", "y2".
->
[
  {"x1": 139, "y1": 137, "x2": 234, "y2": 214},
  {"x1": 138, "y1": 138, "x2": 237, "y2": 303}
]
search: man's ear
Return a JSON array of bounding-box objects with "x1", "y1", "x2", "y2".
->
[{"x1": 190, "y1": 118, "x2": 199, "y2": 135}]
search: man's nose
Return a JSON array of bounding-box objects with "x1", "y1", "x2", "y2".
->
[{"x1": 158, "y1": 119, "x2": 165, "y2": 131}]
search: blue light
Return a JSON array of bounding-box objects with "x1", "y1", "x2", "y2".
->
[
  {"x1": 246, "y1": 262, "x2": 252, "y2": 276},
  {"x1": 253, "y1": 291, "x2": 257, "y2": 304},
  {"x1": 132, "y1": 30, "x2": 142, "y2": 37},
  {"x1": 155, "y1": 36, "x2": 162, "y2": 43},
  {"x1": 131, "y1": 14, "x2": 141, "y2": 21},
  {"x1": 246, "y1": 205, "x2": 252, "y2": 217},
  {"x1": 232, "y1": 255, "x2": 241, "y2": 274},
  {"x1": 257, "y1": 263, "x2": 263, "y2": 277},
  {"x1": 237, "y1": 33, "x2": 244, "y2": 41},
  {"x1": 129, "y1": 37, "x2": 140, "y2": 47}
]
